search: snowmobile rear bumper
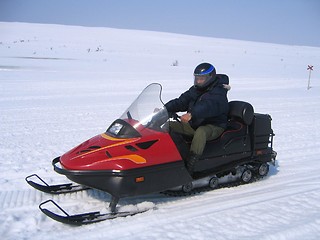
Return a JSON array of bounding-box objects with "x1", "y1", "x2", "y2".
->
[{"x1": 52, "y1": 157, "x2": 192, "y2": 198}]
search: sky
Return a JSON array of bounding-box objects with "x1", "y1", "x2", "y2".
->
[{"x1": 0, "y1": 0, "x2": 320, "y2": 47}]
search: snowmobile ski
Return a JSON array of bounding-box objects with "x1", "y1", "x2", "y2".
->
[
  {"x1": 25, "y1": 174, "x2": 90, "y2": 194},
  {"x1": 39, "y1": 199, "x2": 152, "y2": 225}
]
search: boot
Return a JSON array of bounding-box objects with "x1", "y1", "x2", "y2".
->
[{"x1": 186, "y1": 152, "x2": 200, "y2": 177}]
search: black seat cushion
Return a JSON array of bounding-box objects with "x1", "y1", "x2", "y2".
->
[
  {"x1": 228, "y1": 101, "x2": 254, "y2": 125},
  {"x1": 208, "y1": 120, "x2": 245, "y2": 145}
]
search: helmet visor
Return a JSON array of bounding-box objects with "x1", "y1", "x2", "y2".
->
[{"x1": 194, "y1": 74, "x2": 210, "y2": 88}]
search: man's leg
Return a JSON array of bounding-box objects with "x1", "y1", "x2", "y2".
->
[
  {"x1": 190, "y1": 125, "x2": 225, "y2": 155},
  {"x1": 169, "y1": 121, "x2": 195, "y2": 136},
  {"x1": 187, "y1": 125, "x2": 225, "y2": 176}
]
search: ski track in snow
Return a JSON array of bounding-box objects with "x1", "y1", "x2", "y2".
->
[{"x1": 1, "y1": 22, "x2": 320, "y2": 239}]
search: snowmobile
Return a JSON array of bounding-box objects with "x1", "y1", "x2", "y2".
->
[{"x1": 26, "y1": 83, "x2": 276, "y2": 225}]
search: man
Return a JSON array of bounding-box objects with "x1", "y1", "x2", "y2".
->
[{"x1": 165, "y1": 62, "x2": 230, "y2": 176}]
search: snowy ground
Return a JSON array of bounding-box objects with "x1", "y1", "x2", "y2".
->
[{"x1": 1, "y1": 22, "x2": 320, "y2": 239}]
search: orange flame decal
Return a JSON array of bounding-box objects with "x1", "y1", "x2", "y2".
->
[{"x1": 107, "y1": 154, "x2": 147, "y2": 164}]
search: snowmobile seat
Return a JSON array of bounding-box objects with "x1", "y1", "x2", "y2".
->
[
  {"x1": 178, "y1": 101, "x2": 254, "y2": 144},
  {"x1": 219, "y1": 121, "x2": 245, "y2": 143},
  {"x1": 172, "y1": 101, "x2": 255, "y2": 158},
  {"x1": 228, "y1": 101, "x2": 254, "y2": 126},
  {"x1": 201, "y1": 101, "x2": 254, "y2": 157},
  {"x1": 208, "y1": 101, "x2": 254, "y2": 143}
]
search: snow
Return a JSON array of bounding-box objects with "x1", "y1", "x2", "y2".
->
[{"x1": 1, "y1": 22, "x2": 320, "y2": 239}]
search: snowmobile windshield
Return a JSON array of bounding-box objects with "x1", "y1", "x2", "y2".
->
[{"x1": 106, "y1": 83, "x2": 169, "y2": 138}]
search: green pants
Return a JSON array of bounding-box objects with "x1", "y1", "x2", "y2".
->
[{"x1": 169, "y1": 121, "x2": 225, "y2": 155}]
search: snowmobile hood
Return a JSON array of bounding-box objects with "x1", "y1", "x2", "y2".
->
[
  {"x1": 60, "y1": 133, "x2": 140, "y2": 170},
  {"x1": 60, "y1": 131, "x2": 182, "y2": 171}
]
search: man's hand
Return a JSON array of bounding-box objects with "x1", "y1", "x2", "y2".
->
[{"x1": 181, "y1": 113, "x2": 192, "y2": 123}]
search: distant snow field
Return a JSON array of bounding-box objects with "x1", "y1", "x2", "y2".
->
[{"x1": 0, "y1": 22, "x2": 320, "y2": 239}]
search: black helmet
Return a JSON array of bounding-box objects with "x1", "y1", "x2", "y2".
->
[{"x1": 193, "y1": 62, "x2": 217, "y2": 89}]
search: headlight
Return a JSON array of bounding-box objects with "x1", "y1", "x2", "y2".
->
[{"x1": 108, "y1": 123, "x2": 123, "y2": 135}]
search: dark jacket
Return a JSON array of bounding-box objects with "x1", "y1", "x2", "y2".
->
[{"x1": 165, "y1": 74, "x2": 230, "y2": 129}]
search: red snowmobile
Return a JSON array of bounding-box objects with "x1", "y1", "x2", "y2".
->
[{"x1": 26, "y1": 83, "x2": 276, "y2": 225}]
